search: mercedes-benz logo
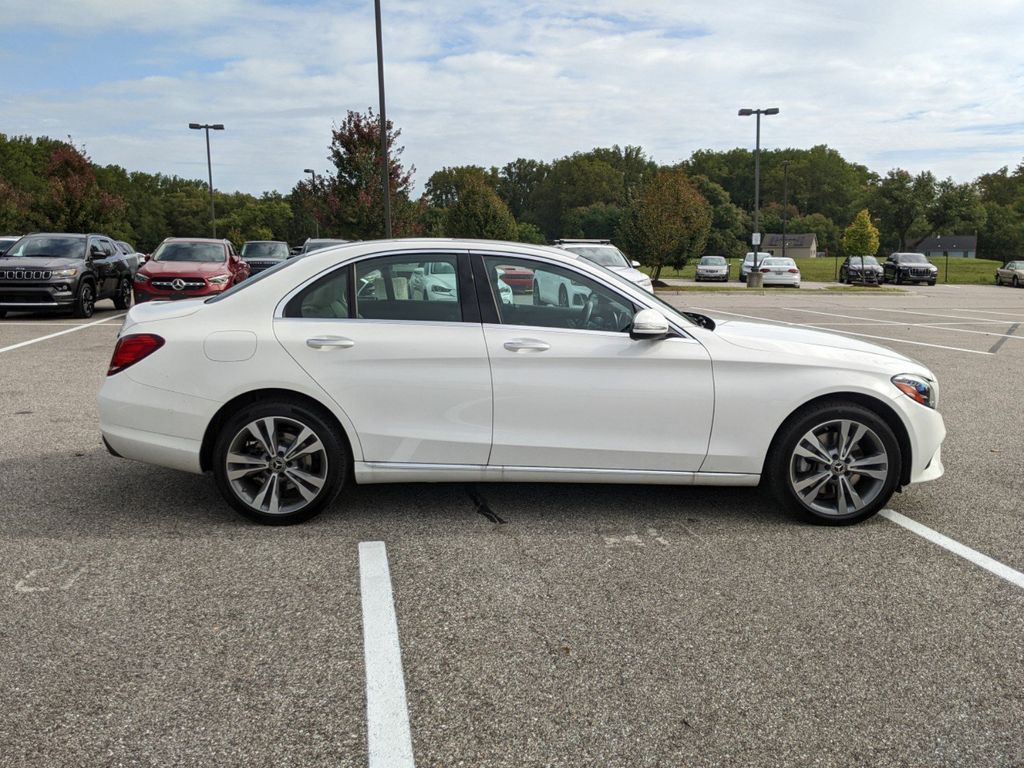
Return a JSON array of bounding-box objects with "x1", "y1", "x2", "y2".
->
[
  {"x1": 832, "y1": 461, "x2": 847, "y2": 476},
  {"x1": 170, "y1": 278, "x2": 186, "y2": 291}
]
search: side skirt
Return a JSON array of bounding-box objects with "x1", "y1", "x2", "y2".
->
[{"x1": 354, "y1": 462, "x2": 759, "y2": 487}]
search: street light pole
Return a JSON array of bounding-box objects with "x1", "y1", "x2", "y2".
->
[
  {"x1": 303, "y1": 168, "x2": 320, "y2": 238},
  {"x1": 738, "y1": 107, "x2": 779, "y2": 274},
  {"x1": 188, "y1": 122, "x2": 224, "y2": 237},
  {"x1": 374, "y1": 0, "x2": 393, "y2": 238},
  {"x1": 782, "y1": 160, "x2": 790, "y2": 261}
]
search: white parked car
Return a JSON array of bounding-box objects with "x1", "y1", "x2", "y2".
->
[
  {"x1": 553, "y1": 240, "x2": 654, "y2": 293},
  {"x1": 739, "y1": 251, "x2": 773, "y2": 282},
  {"x1": 695, "y1": 255, "x2": 730, "y2": 282},
  {"x1": 99, "y1": 239, "x2": 945, "y2": 526},
  {"x1": 756, "y1": 257, "x2": 802, "y2": 287}
]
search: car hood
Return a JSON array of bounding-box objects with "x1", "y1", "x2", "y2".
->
[
  {"x1": 140, "y1": 260, "x2": 228, "y2": 277},
  {"x1": 608, "y1": 266, "x2": 650, "y2": 284},
  {"x1": 710, "y1": 318, "x2": 928, "y2": 371},
  {"x1": 0, "y1": 257, "x2": 84, "y2": 270}
]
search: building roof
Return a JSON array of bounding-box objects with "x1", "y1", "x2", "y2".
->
[
  {"x1": 913, "y1": 235, "x2": 977, "y2": 251},
  {"x1": 763, "y1": 233, "x2": 817, "y2": 248}
]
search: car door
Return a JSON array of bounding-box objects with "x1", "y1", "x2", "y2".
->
[
  {"x1": 273, "y1": 251, "x2": 493, "y2": 465},
  {"x1": 88, "y1": 237, "x2": 115, "y2": 296},
  {"x1": 475, "y1": 253, "x2": 715, "y2": 472}
]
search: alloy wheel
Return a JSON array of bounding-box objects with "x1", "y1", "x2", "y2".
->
[
  {"x1": 787, "y1": 418, "x2": 890, "y2": 518},
  {"x1": 225, "y1": 416, "x2": 329, "y2": 516}
]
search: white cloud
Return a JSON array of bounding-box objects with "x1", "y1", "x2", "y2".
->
[{"x1": 4, "y1": 0, "x2": 1023, "y2": 196}]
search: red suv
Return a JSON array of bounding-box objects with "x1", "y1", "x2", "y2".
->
[{"x1": 133, "y1": 238, "x2": 250, "y2": 303}]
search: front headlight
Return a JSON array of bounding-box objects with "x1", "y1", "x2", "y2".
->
[
  {"x1": 133, "y1": 273, "x2": 149, "y2": 283},
  {"x1": 430, "y1": 284, "x2": 453, "y2": 294},
  {"x1": 892, "y1": 374, "x2": 938, "y2": 409},
  {"x1": 51, "y1": 267, "x2": 78, "y2": 278},
  {"x1": 208, "y1": 275, "x2": 230, "y2": 285}
]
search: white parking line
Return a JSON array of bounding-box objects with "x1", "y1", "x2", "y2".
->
[
  {"x1": 359, "y1": 541, "x2": 416, "y2": 768},
  {"x1": 0, "y1": 314, "x2": 125, "y2": 354},
  {"x1": 955, "y1": 309, "x2": 1024, "y2": 320},
  {"x1": 784, "y1": 307, "x2": 1024, "y2": 342},
  {"x1": 880, "y1": 510, "x2": 1024, "y2": 590},
  {"x1": 693, "y1": 308, "x2": 993, "y2": 355},
  {"x1": 867, "y1": 307, "x2": 1024, "y2": 324}
]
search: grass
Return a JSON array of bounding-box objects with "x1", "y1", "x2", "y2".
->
[
  {"x1": 645, "y1": 257, "x2": 1003, "y2": 285},
  {"x1": 654, "y1": 284, "x2": 904, "y2": 294}
]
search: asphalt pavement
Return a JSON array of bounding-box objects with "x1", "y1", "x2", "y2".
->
[{"x1": 1, "y1": 286, "x2": 1022, "y2": 767}]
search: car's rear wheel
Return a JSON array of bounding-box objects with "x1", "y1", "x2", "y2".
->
[
  {"x1": 113, "y1": 278, "x2": 132, "y2": 310},
  {"x1": 766, "y1": 401, "x2": 901, "y2": 525},
  {"x1": 213, "y1": 400, "x2": 347, "y2": 525},
  {"x1": 73, "y1": 281, "x2": 95, "y2": 318}
]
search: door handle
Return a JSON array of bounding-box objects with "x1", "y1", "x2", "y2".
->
[
  {"x1": 306, "y1": 336, "x2": 355, "y2": 349},
  {"x1": 503, "y1": 338, "x2": 550, "y2": 353}
]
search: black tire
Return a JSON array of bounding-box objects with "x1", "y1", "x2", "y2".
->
[
  {"x1": 0, "y1": 310, "x2": 7, "y2": 319},
  {"x1": 995, "y1": 274, "x2": 1001, "y2": 286},
  {"x1": 1014, "y1": 276, "x2": 1020, "y2": 288},
  {"x1": 73, "y1": 281, "x2": 95, "y2": 318},
  {"x1": 895, "y1": 272, "x2": 903, "y2": 285},
  {"x1": 213, "y1": 399, "x2": 348, "y2": 525},
  {"x1": 558, "y1": 285, "x2": 568, "y2": 307},
  {"x1": 928, "y1": 280, "x2": 936, "y2": 286},
  {"x1": 113, "y1": 278, "x2": 132, "y2": 310},
  {"x1": 764, "y1": 400, "x2": 901, "y2": 526}
]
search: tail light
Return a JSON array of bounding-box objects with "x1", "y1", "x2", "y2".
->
[
  {"x1": 788, "y1": 268, "x2": 799, "y2": 273},
  {"x1": 108, "y1": 333, "x2": 165, "y2": 375},
  {"x1": 760, "y1": 268, "x2": 770, "y2": 273}
]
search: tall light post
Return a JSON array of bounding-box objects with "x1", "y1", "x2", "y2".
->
[
  {"x1": 738, "y1": 107, "x2": 779, "y2": 274},
  {"x1": 782, "y1": 159, "x2": 790, "y2": 260},
  {"x1": 303, "y1": 168, "x2": 320, "y2": 238},
  {"x1": 188, "y1": 122, "x2": 224, "y2": 237},
  {"x1": 374, "y1": 0, "x2": 392, "y2": 238}
]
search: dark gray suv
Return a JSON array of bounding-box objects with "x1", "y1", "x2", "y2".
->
[{"x1": 0, "y1": 233, "x2": 136, "y2": 318}]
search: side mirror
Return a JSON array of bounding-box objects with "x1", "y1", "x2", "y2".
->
[
  {"x1": 630, "y1": 308, "x2": 669, "y2": 340},
  {"x1": 89, "y1": 245, "x2": 103, "y2": 258},
  {"x1": 631, "y1": 260, "x2": 641, "y2": 268}
]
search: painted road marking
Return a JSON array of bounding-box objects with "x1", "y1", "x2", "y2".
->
[
  {"x1": 955, "y1": 309, "x2": 1024, "y2": 320},
  {"x1": 0, "y1": 313, "x2": 125, "y2": 354},
  {"x1": 359, "y1": 541, "x2": 416, "y2": 768},
  {"x1": 693, "y1": 308, "x2": 993, "y2": 355},
  {"x1": 881, "y1": 510, "x2": 1024, "y2": 590},
  {"x1": 783, "y1": 307, "x2": 1024, "y2": 342}
]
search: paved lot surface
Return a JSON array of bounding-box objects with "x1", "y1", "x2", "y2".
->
[{"x1": 1, "y1": 285, "x2": 1023, "y2": 767}]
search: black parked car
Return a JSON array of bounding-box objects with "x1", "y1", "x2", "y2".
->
[
  {"x1": 883, "y1": 252, "x2": 938, "y2": 285},
  {"x1": 241, "y1": 240, "x2": 291, "y2": 275},
  {"x1": 839, "y1": 255, "x2": 884, "y2": 284},
  {"x1": 0, "y1": 233, "x2": 135, "y2": 318}
]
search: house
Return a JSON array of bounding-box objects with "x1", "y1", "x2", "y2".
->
[
  {"x1": 762, "y1": 233, "x2": 818, "y2": 259},
  {"x1": 913, "y1": 235, "x2": 977, "y2": 259}
]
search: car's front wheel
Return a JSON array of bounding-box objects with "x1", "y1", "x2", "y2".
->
[
  {"x1": 213, "y1": 400, "x2": 348, "y2": 525},
  {"x1": 73, "y1": 281, "x2": 95, "y2": 318},
  {"x1": 1014, "y1": 276, "x2": 1021, "y2": 288},
  {"x1": 766, "y1": 401, "x2": 901, "y2": 525}
]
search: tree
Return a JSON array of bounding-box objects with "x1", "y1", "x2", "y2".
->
[
  {"x1": 789, "y1": 213, "x2": 840, "y2": 255},
  {"x1": 913, "y1": 178, "x2": 987, "y2": 247},
  {"x1": 424, "y1": 165, "x2": 496, "y2": 208},
  {"x1": 617, "y1": 169, "x2": 711, "y2": 282},
  {"x1": 324, "y1": 108, "x2": 419, "y2": 239},
  {"x1": 531, "y1": 154, "x2": 624, "y2": 238},
  {"x1": 869, "y1": 169, "x2": 934, "y2": 250},
  {"x1": 841, "y1": 209, "x2": 880, "y2": 256},
  {"x1": 496, "y1": 158, "x2": 548, "y2": 222},
  {"x1": 443, "y1": 177, "x2": 517, "y2": 240},
  {"x1": 691, "y1": 174, "x2": 747, "y2": 257}
]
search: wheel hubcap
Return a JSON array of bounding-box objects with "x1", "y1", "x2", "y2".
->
[
  {"x1": 225, "y1": 416, "x2": 329, "y2": 515},
  {"x1": 788, "y1": 418, "x2": 889, "y2": 517}
]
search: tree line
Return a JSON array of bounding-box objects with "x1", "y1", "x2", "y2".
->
[{"x1": 2, "y1": 110, "x2": 1022, "y2": 272}]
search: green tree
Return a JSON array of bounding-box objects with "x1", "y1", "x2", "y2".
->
[
  {"x1": 841, "y1": 209, "x2": 881, "y2": 256},
  {"x1": 531, "y1": 154, "x2": 624, "y2": 238},
  {"x1": 617, "y1": 169, "x2": 711, "y2": 281},
  {"x1": 913, "y1": 178, "x2": 987, "y2": 248},
  {"x1": 443, "y1": 177, "x2": 517, "y2": 240},
  {"x1": 424, "y1": 165, "x2": 496, "y2": 208},
  {"x1": 515, "y1": 221, "x2": 545, "y2": 244},
  {"x1": 496, "y1": 158, "x2": 548, "y2": 222},
  {"x1": 789, "y1": 212, "x2": 840, "y2": 255},
  {"x1": 691, "y1": 174, "x2": 747, "y2": 257},
  {"x1": 869, "y1": 169, "x2": 934, "y2": 250}
]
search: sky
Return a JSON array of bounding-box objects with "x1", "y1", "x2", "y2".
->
[{"x1": 2, "y1": 0, "x2": 1023, "y2": 196}]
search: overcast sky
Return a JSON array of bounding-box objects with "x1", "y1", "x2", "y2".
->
[{"x1": 2, "y1": 0, "x2": 1023, "y2": 195}]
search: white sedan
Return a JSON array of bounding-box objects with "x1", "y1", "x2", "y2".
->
[
  {"x1": 98, "y1": 239, "x2": 945, "y2": 526},
  {"x1": 756, "y1": 257, "x2": 802, "y2": 287}
]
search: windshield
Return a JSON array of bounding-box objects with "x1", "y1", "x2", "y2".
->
[
  {"x1": 152, "y1": 241, "x2": 226, "y2": 263},
  {"x1": 849, "y1": 256, "x2": 879, "y2": 266},
  {"x1": 743, "y1": 252, "x2": 771, "y2": 263},
  {"x1": 898, "y1": 253, "x2": 929, "y2": 264},
  {"x1": 2, "y1": 235, "x2": 86, "y2": 259},
  {"x1": 562, "y1": 245, "x2": 630, "y2": 268},
  {"x1": 243, "y1": 241, "x2": 289, "y2": 258},
  {"x1": 700, "y1": 257, "x2": 726, "y2": 265}
]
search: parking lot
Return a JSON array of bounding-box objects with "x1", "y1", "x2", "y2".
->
[{"x1": 1, "y1": 284, "x2": 1023, "y2": 767}]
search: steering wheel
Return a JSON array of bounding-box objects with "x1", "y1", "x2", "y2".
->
[{"x1": 580, "y1": 293, "x2": 597, "y2": 329}]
